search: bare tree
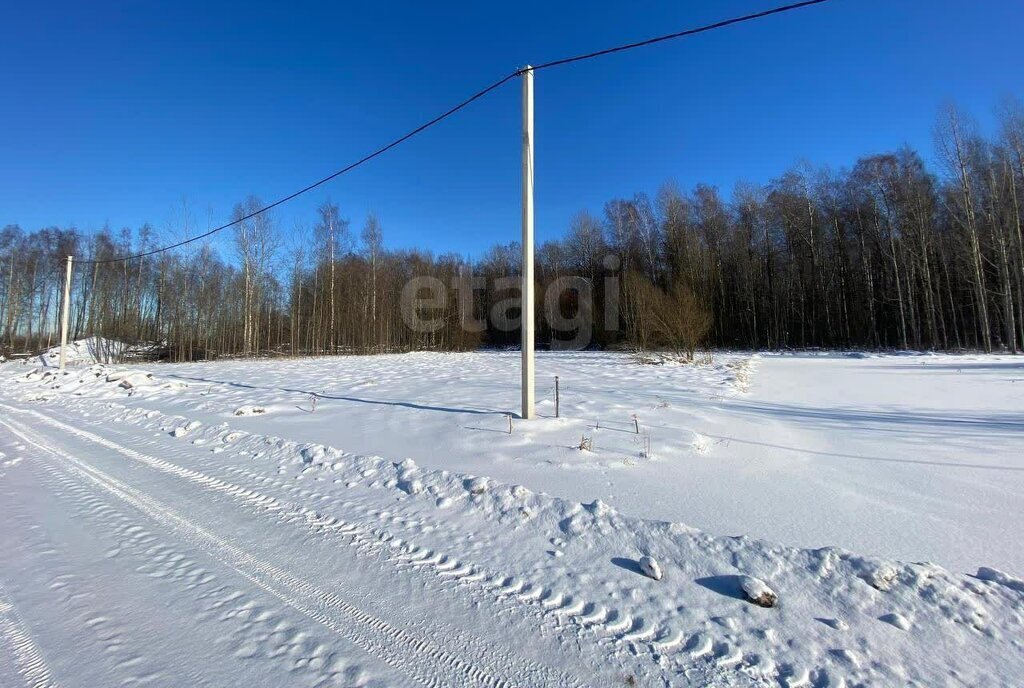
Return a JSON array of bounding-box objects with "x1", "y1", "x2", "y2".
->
[{"x1": 936, "y1": 104, "x2": 992, "y2": 351}]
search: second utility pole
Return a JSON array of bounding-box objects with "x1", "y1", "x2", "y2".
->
[
  {"x1": 59, "y1": 255, "x2": 73, "y2": 370},
  {"x1": 521, "y1": 65, "x2": 535, "y2": 420}
]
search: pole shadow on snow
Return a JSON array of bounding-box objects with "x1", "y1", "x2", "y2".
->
[
  {"x1": 722, "y1": 399, "x2": 1024, "y2": 436},
  {"x1": 166, "y1": 374, "x2": 503, "y2": 416},
  {"x1": 876, "y1": 361, "x2": 1024, "y2": 373},
  {"x1": 461, "y1": 425, "x2": 508, "y2": 434},
  {"x1": 321, "y1": 394, "x2": 500, "y2": 416},
  {"x1": 702, "y1": 434, "x2": 1024, "y2": 472}
]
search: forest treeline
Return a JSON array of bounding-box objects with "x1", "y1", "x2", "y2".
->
[{"x1": 2, "y1": 101, "x2": 1024, "y2": 361}]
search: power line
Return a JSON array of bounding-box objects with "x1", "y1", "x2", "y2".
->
[
  {"x1": 81, "y1": 70, "x2": 522, "y2": 264},
  {"x1": 79, "y1": 0, "x2": 831, "y2": 265},
  {"x1": 530, "y1": 0, "x2": 831, "y2": 72}
]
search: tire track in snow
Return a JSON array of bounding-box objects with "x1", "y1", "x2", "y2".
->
[
  {"x1": 13, "y1": 402, "x2": 748, "y2": 681},
  {"x1": 21, "y1": 449, "x2": 390, "y2": 687},
  {"x1": 2, "y1": 491, "x2": 171, "y2": 688},
  {"x1": 16, "y1": 406, "x2": 577, "y2": 661},
  {"x1": 177, "y1": 425, "x2": 723, "y2": 668},
  {"x1": 0, "y1": 581, "x2": 60, "y2": 688},
  {"x1": 0, "y1": 413, "x2": 579, "y2": 688},
  {"x1": 24, "y1": 404, "x2": 688, "y2": 664}
]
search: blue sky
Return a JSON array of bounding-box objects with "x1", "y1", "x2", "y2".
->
[{"x1": 2, "y1": 0, "x2": 1023, "y2": 258}]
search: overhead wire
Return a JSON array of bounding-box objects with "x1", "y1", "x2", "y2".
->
[
  {"x1": 80, "y1": 70, "x2": 523, "y2": 264},
  {"x1": 529, "y1": 0, "x2": 830, "y2": 71}
]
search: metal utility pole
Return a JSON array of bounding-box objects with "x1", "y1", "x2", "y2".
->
[
  {"x1": 521, "y1": 65, "x2": 535, "y2": 420},
  {"x1": 59, "y1": 255, "x2": 73, "y2": 370}
]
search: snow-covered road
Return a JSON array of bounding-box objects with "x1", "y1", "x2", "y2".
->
[{"x1": 0, "y1": 406, "x2": 608, "y2": 687}]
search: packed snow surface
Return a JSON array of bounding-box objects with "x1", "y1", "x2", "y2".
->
[
  {"x1": 1, "y1": 347, "x2": 1022, "y2": 686},
  {"x1": 39, "y1": 347, "x2": 1020, "y2": 573}
]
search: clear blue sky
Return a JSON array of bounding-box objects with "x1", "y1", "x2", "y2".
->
[{"x1": 3, "y1": 0, "x2": 1023, "y2": 258}]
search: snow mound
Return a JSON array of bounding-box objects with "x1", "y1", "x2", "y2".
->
[
  {"x1": 397, "y1": 459, "x2": 424, "y2": 495},
  {"x1": 639, "y1": 555, "x2": 663, "y2": 581},
  {"x1": 724, "y1": 357, "x2": 756, "y2": 392},
  {"x1": 112, "y1": 371, "x2": 155, "y2": 389},
  {"x1": 977, "y1": 567, "x2": 1024, "y2": 593},
  {"x1": 33, "y1": 337, "x2": 128, "y2": 367},
  {"x1": 170, "y1": 420, "x2": 201, "y2": 438},
  {"x1": 465, "y1": 477, "x2": 489, "y2": 495},
  {"x1": 879, "y1": 612, "x2": 912, "y2": 630},
  {"x1": 739, "y1": 575, "x2": 778, "y2": 607}
]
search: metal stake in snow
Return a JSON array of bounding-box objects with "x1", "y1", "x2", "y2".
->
[
  {"x1": 521, "y1": 65, "x2": 536, "y2": 420},
  {"x1": 554, "y1": 375, "x2": 560, "y2": 418},
  {"x1": 59, "y1": 255, "x2": 73, "y2": 370}
]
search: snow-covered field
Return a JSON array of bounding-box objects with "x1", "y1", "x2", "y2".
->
[{"x1": 1, "y1": 347, "x2": 1022, "y2": 686}]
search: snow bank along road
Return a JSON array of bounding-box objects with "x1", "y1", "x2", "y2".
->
[{"x1": 1, "y1": 351, "x2": 1023, "y2": 686}]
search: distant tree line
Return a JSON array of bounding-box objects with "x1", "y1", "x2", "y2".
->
[{"x1": 2, "y1": 101, "x2": 1024, "y2": 361}]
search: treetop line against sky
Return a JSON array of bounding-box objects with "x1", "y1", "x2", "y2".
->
[{"x1": 2, "y1": 0, "x2": 1023, "y2": 259}]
